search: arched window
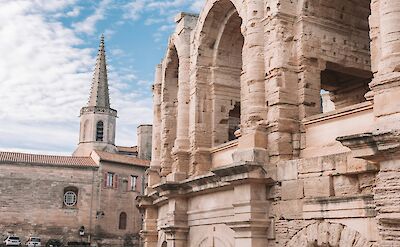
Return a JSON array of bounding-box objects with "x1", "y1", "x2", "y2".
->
[
  {"x1": 96, "y1": 121, "x2": 104, "y2": 141},
  {"x1": 161, "y1": 241, "x2": 167, "y2": 247},
  {"x1": 119, "y1": 212, "x2": 127, "y2": 230}
]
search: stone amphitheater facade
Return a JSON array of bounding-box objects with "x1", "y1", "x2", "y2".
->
[{"x1": 138, "y1": 0, "x2": 400, "y2": 246}]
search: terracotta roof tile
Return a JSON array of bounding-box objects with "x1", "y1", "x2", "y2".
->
[
  {"x1": 93, "y1": 150, "x2": 149, "y2": 167},
  {"x1": 0, "y1": 151, "x2": 98, "y2": 168}
]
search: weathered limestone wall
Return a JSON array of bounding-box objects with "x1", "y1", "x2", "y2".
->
[
  {"x1": 0, "y1": 163, "x2": 98, "y2": 243},
  {"x1": 95, "y1": 162, "x2": 144, "y2": 246},
  {"x1": 140, "y1": 0, "x2": 400, "y2": 246},
  {"x1": 270, "y1": 152, "x2": 379, "y2": 246}
]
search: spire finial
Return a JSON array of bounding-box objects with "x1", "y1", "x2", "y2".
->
[{"x1": 86, "y1": 35, "x2": 110, "y2": 108}]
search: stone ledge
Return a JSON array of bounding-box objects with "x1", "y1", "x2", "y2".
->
[
  {"x1": 303, "y1": 195, "x2": 376, "y2": 219},
  {"x1": 303, "y1": 101, "x2": 373, "y2": 125}
]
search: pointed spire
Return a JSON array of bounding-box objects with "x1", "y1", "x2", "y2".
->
[{"x1": 88, "y1": 34, "x2": 110, "y2": 108}]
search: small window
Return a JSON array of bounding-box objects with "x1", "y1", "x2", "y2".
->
[
  {"x1": 130, "y1": 175, "x2": 138, "y2": 191},
  {"x1": 106, "y1": 172, "x2": 114, "y2": 187},
  {"x1": 64, "y1": 191, "x2": 77, "y2": 207},
  {"x1": 96, "y1": 121, "x2": 104, "y2": 141},
  {"x1": 119, "y1": 212, "x2": 127, "y2": 230}
]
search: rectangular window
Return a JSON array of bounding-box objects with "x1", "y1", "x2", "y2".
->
[
  {"x1": 106, "y1": 172, "x2": 114, "y2": 187},
  {"x1": 130, "y1": 175, "x2": 138, "y2": 191}
]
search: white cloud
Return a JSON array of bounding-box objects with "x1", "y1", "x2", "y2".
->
[
  {"x1": 72, "y1": 0, "x2": 110, "y2": 34},
  {"x1": 123, "y1": 0, "x2": 146, "y2": 21},
  {"x1": 0, "y1": 0, "x2": 153, "y2": 154},
  {"x1": 190, "y1": 0, "x2": 205, "y2": 12}
]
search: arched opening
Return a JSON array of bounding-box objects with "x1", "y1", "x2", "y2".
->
[
  {"x1": 96, "y1": 121, "x2": 104, "y2": 142},
  {"x1": 161, "y1": 241, "x2": 167, "y2": 247},
  {"x1": 160, "y1": 45, "x2": 179, "y2": 175},
  {"x1": 302, "y1": 0, "x2": 372, "y2": 114},
  {"x1": 118, "y1": 212, "x2": 127, "y2": 230},
  {"x1": 194, "y1": 0, "x2": 244, "y2": 147}
]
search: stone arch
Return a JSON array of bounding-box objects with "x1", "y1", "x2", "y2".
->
[
  {"x1": 160, "y1": 41, "x2": 179, "y2": 176},
  {"x1": 189, "y1": 0, "x2": 248, "y2": 175},
  {"x1": 286, "y1": 221, "x2": 374, "y2": 247},
  {"x1": 297, "y1": 0, "x2": 372, "y2": 115},
  {"x1": 192, "y1": 225, "x2": 234, "y2": 247},
  {"x1": 195, "y1": 235, "x2": 233, "y2": 247},
  {"x1": 157, "y1": 231, "x2": 167, "y2": 247}
]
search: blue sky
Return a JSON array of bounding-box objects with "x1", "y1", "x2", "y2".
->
[{"x1": 0, "y1": 0, "x2": 204, "y2": 155}]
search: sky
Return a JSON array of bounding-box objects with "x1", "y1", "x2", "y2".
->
[{"x1": 0, "y1": 0, "x2": 204, "y2": 155}]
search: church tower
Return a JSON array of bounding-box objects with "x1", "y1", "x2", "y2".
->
[{"x1": 73, "y1": 35, "x2": 117, "y2": 156}]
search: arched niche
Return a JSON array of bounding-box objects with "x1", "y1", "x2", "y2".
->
[
  {"x1": 191, "y1": 0, "x2": 244, "y2": 148},
  {"x1": 160, "y1": 44, "x2": 179, "y2": 176}
]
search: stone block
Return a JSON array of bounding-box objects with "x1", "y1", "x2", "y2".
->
[
  {"x1": 299, "y1": 157, "x2": 322, "y2": 174},
  {"x1": 333, "y1": 175, "x2": 360, "y2": 196},
  {"x1": 282, "y1": 180, "x2": 304, "y2": 200},
  {"x1": 277, "y1": 160, "x2": 298, "y2": 181},
  {"x1": 304, "y1": 176, "x2": 333, "y2": 198},
  {"x1": 280, "y1": 199, "x2": 304, "y2": 220}
]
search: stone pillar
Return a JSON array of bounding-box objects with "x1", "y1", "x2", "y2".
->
[
  {"x1": 141, "y1": 207, "x2": 158, "y2": 247},
  {"x1": 233, "y1": 0, "x2": 268, "y2": 164},
  {"x1": 263, "y1": 1, "x2": 299, "y2": 164},
  {"x1": 170, "y1": 13, "x2": 195, "y2": 182},
  {"x1": 148, "y1": 65, "x2": 162, "y2": 190},
  {"x1": 370, "y1": 3, "x2": 400, "y2": 244},
  {"x1": 377, "y1": 1, "x2": 400, "y2": 75},
  {"x1": 162, "y1": 197, "x2": 189, "y2": 247},
  {"x1": 371, "y1": 0, "x2": 400, "y2": 131},
  {"x1": 229, "y1": 183, "x2": 269, "y2": 247},
  {"x1": 375, "y1": 159, "x2": 400, "y2": 246}
]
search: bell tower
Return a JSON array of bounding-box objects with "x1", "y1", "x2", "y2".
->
[{"x1": 73, "y1": 35, "x2": 117, "y2": 156}]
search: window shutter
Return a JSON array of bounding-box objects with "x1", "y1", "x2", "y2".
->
[
  {"x1": 137, "y1": 176, "x2": 141, "y2": 193},
  {"x1": 104, "y1": 173, "x2": 107, "y2": 188},
  {"x1": 114, "y1": 174, "x2": 118, "y2": 189}
]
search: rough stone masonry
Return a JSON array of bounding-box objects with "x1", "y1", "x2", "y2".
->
[{"x1": 138, "y1": 0, "x2": 400, "y2": 246}]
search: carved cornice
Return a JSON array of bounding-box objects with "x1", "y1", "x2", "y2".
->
[{"x1": 337, "y1": 130, "x2": 400, "y2": 162}]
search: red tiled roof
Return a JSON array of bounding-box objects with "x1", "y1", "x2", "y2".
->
[
  {"x1": 0, "y1": 151, "x2": 98, "y2": 168},
  {"x1": 93, "y1": 150, "x2": 149, "y2": 167}
]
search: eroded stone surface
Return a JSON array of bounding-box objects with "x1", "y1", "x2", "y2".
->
[{"x1": 140, "y1": 0, "x2": 400, "y2": 246}]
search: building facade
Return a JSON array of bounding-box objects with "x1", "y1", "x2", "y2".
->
[
  {"x1": 0, "y1": 37, "x2": 151, "y2": 246},
  {"x1": 139, "y1": 1, "x2": 400, "y2": 246}
]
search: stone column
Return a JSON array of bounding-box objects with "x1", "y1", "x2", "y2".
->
[
  {"x1": 375, "y1": 159, "x2": 400, "y2": 246},
  {"x1": 262, "y1": 1, "x2": 299, "y2": 164},
  {"x1": 229, "y1": 183, "x2": 269, "y2": 247},
  {"x1": 369, "y1": 2, "x2": 400, "y2": 244},
  {"x1": 233, "y1": 0, "x2": 268, "y2": 164},
  {"x1": 170, "y1": 13, "x2": 194, "y2": 182},
  {"x1": 147, "y1": 65, "x2": 162, "y2": 190},
  {"x1": 141, "y1": 207, "x2": 158, "y2": 247},
  {"x1": 371, "y1": 0, "x2": 400, "y2": 131},
  {"x1": 162, "y1": 197, "x2": 189, "y2": 247}
]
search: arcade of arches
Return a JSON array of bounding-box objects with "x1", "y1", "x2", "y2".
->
[{"x1": 138, "y1": 0, "x2": 400, "y2": 246}]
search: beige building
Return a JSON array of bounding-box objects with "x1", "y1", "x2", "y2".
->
[
  {"x1": 139, "y1": 1, "x2": 400, "y2": 246},
  {"x1": 0, "y1": 37, "x2": 151, "y2": 246}
]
